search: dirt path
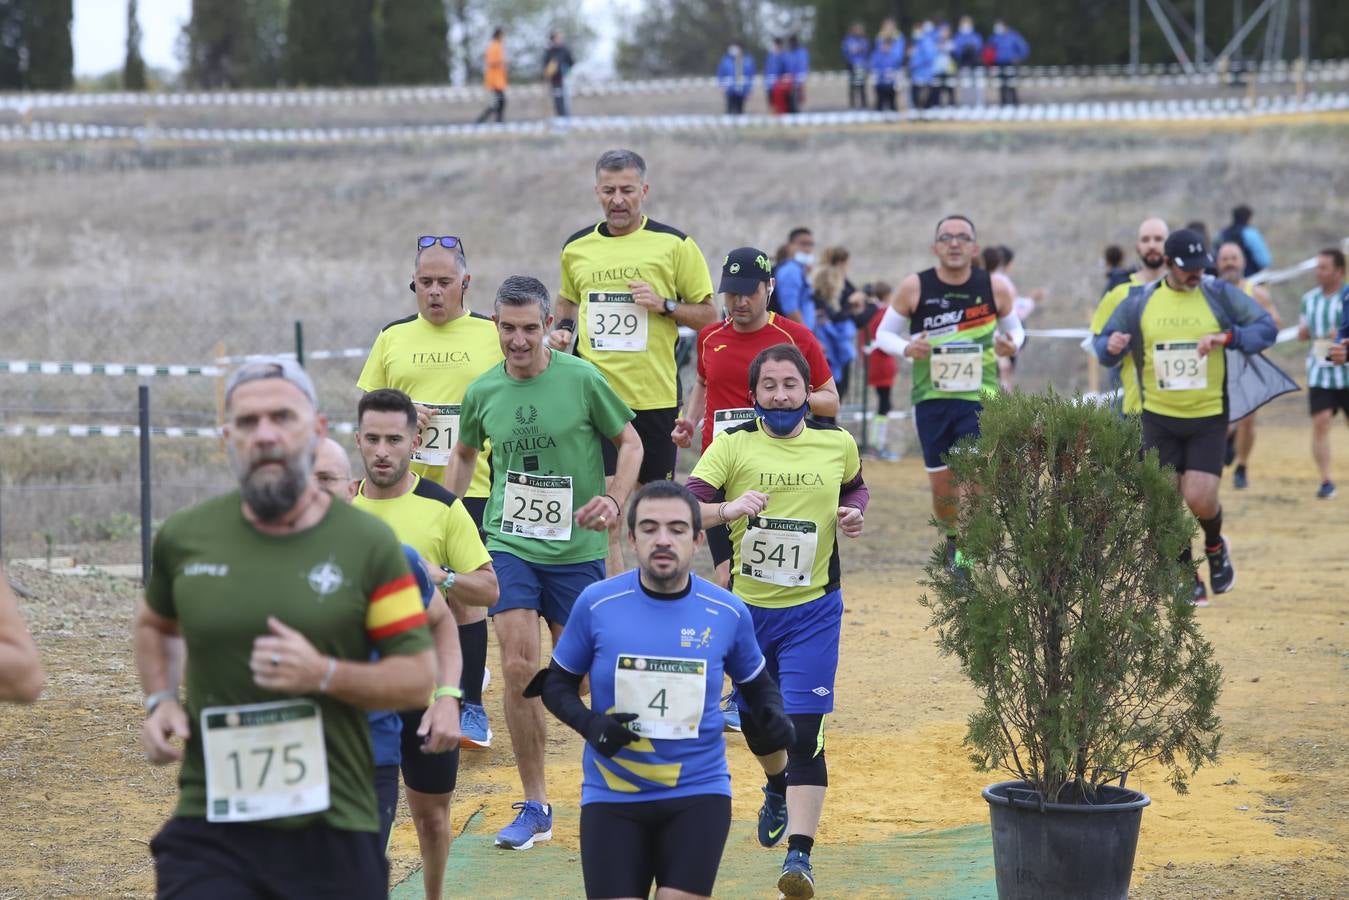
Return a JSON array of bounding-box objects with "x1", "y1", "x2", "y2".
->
[{"x1": 1, "y1": 407, "x2": 1345, "y2": 897}]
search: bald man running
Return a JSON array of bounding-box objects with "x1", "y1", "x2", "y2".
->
[{"x1": 1091, "y1": 218, "x2": 1168, "y2": 417}]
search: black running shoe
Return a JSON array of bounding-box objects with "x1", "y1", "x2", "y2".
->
[{"x1": 1206, "y1": 537, "x2": 1235, "y2": 595}]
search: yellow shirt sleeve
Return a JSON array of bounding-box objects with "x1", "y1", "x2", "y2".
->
[
  {"x1": 559, "y1": 243, "x2": 580, "y2": 303},
  {"x1": 441, "y1": 500, "x2": 492, "y2": 574},
  {"x1": 1090, "y1": 283, "x2": 1129, "y2": 335},
  {"x1": 674, "y1": 237, "x2": 714, "y2": 304},
  {"x1": 356, "y1": 330, "x2": 388, "y2": 392},
  {"x1": 689, "y1": 428, "x2": 735, "y2": 491},
  {"x1": 843, "y1": 431, "x2": 861, "y2": 484}
]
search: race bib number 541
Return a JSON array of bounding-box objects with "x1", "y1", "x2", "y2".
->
[
  {"x1": 202, "y1": 699, "x2": 329, "y2": 823},
  {"x1": 741, "y1": 516, "x2": 819, "y2": 587}
]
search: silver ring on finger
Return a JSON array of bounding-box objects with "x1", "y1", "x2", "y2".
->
[{"x1": 270, "y1": 653, "x2": 281, "y2": 667}]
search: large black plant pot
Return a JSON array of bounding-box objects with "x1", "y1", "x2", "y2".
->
[{"x1": 983, "y1": 779, "x2": 1151, "y2": 900}]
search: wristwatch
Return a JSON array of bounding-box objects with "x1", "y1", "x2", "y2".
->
[
  {"x1": 661, "y1": 298, "x2": 678, "y2": 316},
  {"x1": 143, "y1": 689, "x2": 178, "y2": 715},
  {"x1": 439, "y1": 565, "x2": 456, "y2": 593}
]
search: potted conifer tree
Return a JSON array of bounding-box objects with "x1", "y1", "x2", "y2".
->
[{"x1": 921, "y1": 390, "x2": 1223, "y2": 900}]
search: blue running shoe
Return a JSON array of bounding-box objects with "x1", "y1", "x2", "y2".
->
[
  {"x1": 777, "y1": 849, "x2": 815, "y2": 899},
  {"x1": 460, "y1": 702, "x2": 492, "y2": 750},
  {"x1": 757, "y1": 786, "x2": 788, "y2": 847},
  {"x1": 495, "y1": 800, "x2": 552, "y2": 850},
  {"x1": 721, "y1": 695, "x2": 742, "y2": 733}
]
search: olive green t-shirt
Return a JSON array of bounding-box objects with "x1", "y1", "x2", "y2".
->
[
  {"x1": 458, "y1": 351, "x2": 634, "y2": 565},
  {"x1": 146, "y1": 492, "x2": 432, "y2": 832}
]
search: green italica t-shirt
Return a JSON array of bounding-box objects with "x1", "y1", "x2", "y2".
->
[
  {"x1": 458, "y1": 351, "x2": 634, "y2": 565},
  {"x1": 146, "y1": 492, "x2": 432, "y2": 832}
]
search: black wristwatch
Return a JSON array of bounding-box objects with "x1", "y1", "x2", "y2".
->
[{"x1": 661, "y1": 299, "x2": 678, "y2": 316}]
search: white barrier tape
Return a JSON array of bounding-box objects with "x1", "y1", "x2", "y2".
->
[
  {"x1": 2, "y1": 360, "x2": 224, "y2": 377},
  {"x1": 3, "y1": 60, "x2": 1345, "y2": 112},
  {"x1": 1025, "y1": 327, "x2": 1093, "y2": 339},
  {"x1": 214, "y1": 348, "x2": 369, "y2": 364},
  {"x1": 4, "y1": 92, "x2": 1349, "y2": 145},
  {"x1": 0, "y1": 422, "x2": 359, "y2": 438}
]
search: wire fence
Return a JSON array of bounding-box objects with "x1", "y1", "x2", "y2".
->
[{"x1": 3, "y1": 59, "x2": 1345, "y2": 113}]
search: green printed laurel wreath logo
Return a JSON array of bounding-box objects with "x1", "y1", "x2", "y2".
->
[
  {"x1": 755, "y1": 254, "x2": 771, "y2": 274},
  {"x1": 514, "y1": 404, "x2": 538, "y2": 426}
]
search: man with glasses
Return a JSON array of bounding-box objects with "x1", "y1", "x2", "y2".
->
[
  {"x1": 550, "y1": 149, "x2": 718, "y2": 578},
  {"x1": 359, "y1": 235, "x2": 501, "y2": 751},
  {"x1": 874, "y1": 215, "x2": 1020, "y2": 573}
]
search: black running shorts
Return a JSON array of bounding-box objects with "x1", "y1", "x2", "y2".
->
[
  {"x1": 1141, "y1": 410, "x2": 1228, "y2": 476},
  {"x1": 579, "y1": 794, "x2": 731, "y2": 898}
]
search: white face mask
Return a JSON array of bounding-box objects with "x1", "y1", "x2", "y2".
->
[{"x1": 794, "y1": 252, "x2": 815, "y2": 267}]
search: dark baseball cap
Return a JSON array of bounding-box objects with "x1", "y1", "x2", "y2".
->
[
  {"x1": 718, "y1": 246, "x2": 775, "y2": 295},
  {"x1": 1164, "y1": 229, "x2": 1213, "y2": 271}
]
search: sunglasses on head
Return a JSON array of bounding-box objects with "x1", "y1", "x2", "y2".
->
[{"x1": 417, "y1": 235, "x2": 467, "y2": 254}]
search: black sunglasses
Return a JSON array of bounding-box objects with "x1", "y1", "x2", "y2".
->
[{"x1": 418, "y1": 235, "x2": 467, "y2": 255}]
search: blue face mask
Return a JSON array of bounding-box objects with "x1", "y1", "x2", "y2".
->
[{"x1": 755, "y1": 401, "x2": 809, "y2": 435}]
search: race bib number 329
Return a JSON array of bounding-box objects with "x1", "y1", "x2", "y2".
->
[
  {"x1": 587, "y1": 291, "x2": 649, "y2": 352},
  {"x1": 202, "y1": 699, "x2": 329, "y2": 823}
]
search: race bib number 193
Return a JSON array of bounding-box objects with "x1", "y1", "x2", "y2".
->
[
  {"x1": 202, "y1": 699, "x2": 329, "y2": 823},
  {"x1": 1154, "y1": 341, "x2": 1207, "y2": 390}
]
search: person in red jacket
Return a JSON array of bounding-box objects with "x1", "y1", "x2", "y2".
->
[{"x1": 865, "y1": 285, "x2": 899, "y2": 461}]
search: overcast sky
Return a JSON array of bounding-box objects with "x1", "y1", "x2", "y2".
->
[{"x1": 73, "y1": 0, "x2": 635, "y2": 79}]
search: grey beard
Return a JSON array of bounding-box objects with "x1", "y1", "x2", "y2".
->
[{"x1": 231, "y1": 439, "x2": 315, "y2": 522}]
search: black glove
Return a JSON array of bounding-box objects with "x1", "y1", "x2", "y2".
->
[
  {"x1": 582, "y1": 712, "x2": 640, "y2": 758},
  {"x1": 755, "y1": 707, "x2": 796, "y2": 753}
]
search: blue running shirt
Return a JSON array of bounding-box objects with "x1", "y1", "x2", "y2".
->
[{"x1": 551, "y1": 569, "x2": 765, "y2": 805}]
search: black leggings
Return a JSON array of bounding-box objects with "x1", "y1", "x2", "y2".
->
[
  {"x1": 580, "y1": 794, "x2": 731, "y2": 898},
  {"x1": 874, "y1": 384, "x2": 893, "y2": 416}
]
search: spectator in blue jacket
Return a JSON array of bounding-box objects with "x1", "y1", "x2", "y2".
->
[
  {"x1": 787, "y1": 34, "x2": 809, "y2": 112},
  {"x1": 990, "y1": 19, "x2": 1029, "y2": 105},
  {"x1": 842, "y1": 22, "x2": 871, "y2": 109},
  {"x1": 1216, "y1": 205, "x2": 1273, "y2": 277},
  {"x1": 908, "y1": 21, "x2": 939, "y2": 109},
  {"x1": 717, "y1": 43, "x2": 755, "y2": 115},
  {"x1": 951, "y1": 16, "x2": 983, "y2": 68},
  {"x1": 870, "y1": 33, "x2": 904, "y2": 111},
  {"x1": 772, "y1": 227, "x2": 816, "y2": 329}
]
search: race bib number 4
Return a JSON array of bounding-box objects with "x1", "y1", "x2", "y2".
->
[
  {"x1": 202, "y1": 699, "x2": 329, "y2": 823},
  {"x1": 412, "y1": 403, "x2": 460, "y2": 466},
  {"x1": 931, "y1": 344, "x2": 983, "y2": 393},
  {"x1": 712, "y1": 407, "x2": 756, "y2": 438},
  {"x1": 740, "y1": 516, "x2": 819, "y2": 587},
  {"x1": 587, "y1": 291, "x2": 648, "y2": 352},
  {"x1": 1154, "y1": 341, "x2": 1207, "y2": 390},
  {"x1": 613, "y1": 654, "x2": 707, "y2": 740},
  {"x1": 501, "y1": 471, "x2": 572, "y2": 541}
]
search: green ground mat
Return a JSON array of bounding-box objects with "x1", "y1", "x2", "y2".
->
[{"x1": 392, "y1": 805, "x2": 995, "y2": 898}]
